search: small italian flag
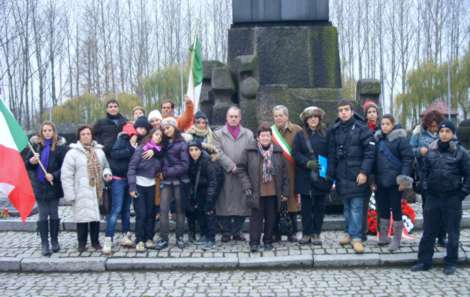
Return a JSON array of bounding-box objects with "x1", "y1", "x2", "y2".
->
[
  {"x1": 186, "y1": 37, "x2": 203, "y2": 111},
  {"x1": 0, "y1": 100, "x2": 36, "y2": 222}
]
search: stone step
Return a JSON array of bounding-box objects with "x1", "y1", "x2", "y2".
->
[{"x1": 1, "y1": 204, "x2": 470, "y2": 232}]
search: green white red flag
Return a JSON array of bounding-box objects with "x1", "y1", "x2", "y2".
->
[
  {"x1": 186, "y1": 37, "x2": 203, "y2": 112},
  {"x1": 271, "y1": 125, "x2": 294, "y2": 163},
  {"x1": 0, "y1": 100, "x2": 36, "y2": 222}
]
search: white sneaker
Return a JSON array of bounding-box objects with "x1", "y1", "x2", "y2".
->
[
  {"x1": 102, "y1": 237, "x2": 113, "y2": 255},
  {"x1": 120, "y1": 232, "x2": 133, "y2": 247},
  {"x1": 136, "y1": 241, "x2": 146, "y2": 252},
  {"x1": 145, "y1": 240, "x2": 156, "y2": 249}
]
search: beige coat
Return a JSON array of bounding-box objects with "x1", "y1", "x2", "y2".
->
[
  {"x1": 276, "y1": 122, "x2": 302, "y2": 212},
  {"x1": 61, "y1": 141, "x2": 111, "y2": 223},
  {"x1": 214, "y1": 125, "x2": 254, "y2": 217}
]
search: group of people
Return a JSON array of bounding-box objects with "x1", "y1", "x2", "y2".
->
[{"x1": 25, "y1": 96, "x2": 470, "y2": 275}]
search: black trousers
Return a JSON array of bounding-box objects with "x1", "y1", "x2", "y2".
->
[
  {"x1": 187, "y1": 208, "x2": 217, "y2": 242},
  {"x1": 37, "y1": 198, "x2": 59, "y2": 221},
  {"x1": 300, "y1": 194, "x2": 326, "y2": 236},
  {"x1": 376, "y1": 186, "x2": 402, "y2": 221},
  {"x1": 250, "y1": 196, "x2": 277, "y2": 245},
  {"x1": 77, "y1": 221, "x2": 100, "y2": 247},
  {"x1": 418, "y1": 194, "x2": 462, "y2": 266},
  {"x1": 133, "y1": 185, "x2": 156, "y2": 243},
  {"x1": 422, "y1": 193, "x2": 446, "y2": 241}
]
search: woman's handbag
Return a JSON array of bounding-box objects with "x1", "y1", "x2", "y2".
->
[
  {"x1": 99, "y1": 183, "x2": 111, "y2": 215},
  {"x1": 279, "y1": 200, "x2": 293, "y2": 236}
]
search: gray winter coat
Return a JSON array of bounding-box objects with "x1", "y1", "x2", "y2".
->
[
  {"x1": 213, "y1": 125, "x2": 254, "y2": 217},
  {"x1": 61, "y1": 141, "x2": 111, "y2": 223}
]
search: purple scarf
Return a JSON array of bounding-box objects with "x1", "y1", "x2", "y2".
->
[
  {"x1": 143, "y1": 139, "x2": 162, "y2": 153},
  {"x1": 227, "y1": 124, "x2": 241, "y2": 140},
  {"x1": 36, "y1": 139, "x2": 52, "y2": 183}
]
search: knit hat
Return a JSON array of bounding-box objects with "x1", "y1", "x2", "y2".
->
[
  {"x1": 194, "y1": 111, "x2": 208, "y2": 122},
  {"x1": 188, "y1": 140, "x2": 202, "y2": 150},
  {"x1": 300, "y1": 106, "x2": 325, "y2": 122},
  {"x1": 439, "y1": 119, "x2": 456, "y2": 134},
  {"x1": 132, "y1": 105, "x2": 146, "y2": 115},
  {"x1": 134, "y1": 116, "x2": 150, "y2": 130},
  {"x1": 148, "y1": 109, "x2": 163, "y2": 121},
  {"x1": 161, "y1": 117, "x2": 178, "y2": 128},
  {"x1": 122, "y1": 122, "x2": 137, "y2": 136},
  {"x1": 363, "y1": 100, "x2": 379, "y2": 114}
]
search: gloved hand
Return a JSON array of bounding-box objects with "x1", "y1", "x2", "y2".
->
[{"x1": 306, "y1": 160, "x2": 318, "y2": 170}]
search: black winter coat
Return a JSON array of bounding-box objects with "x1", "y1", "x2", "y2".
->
[
  {"x1": 423, "y1": 140, "x2": 470, "y2": 197},
  {"x1": 188, "y1": 152, "x2": 224, "y2": 212},
  {"x1": 328, "y1": 116, "x2": 375, "y2": 199},
  {"x1": 110, "y1": 133, "x2": 136, "y2": 178},
  {"x1": 25, "y1": 137, "x2": 68, "y2": 202},
  {"x1": 93, "y1": 113, "x2": 127, "y2": 157},
  {"x1": 374, "y1": 127, "x2": 414, "y2": 188},
  {"x1": 293, "y1": 129, "x2": 331, "y2": 195}
]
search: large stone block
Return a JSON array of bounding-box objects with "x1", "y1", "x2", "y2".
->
[
  {"x1": 0, "y1": 257, "x2": 21, "y2": 272},
  {"x1": 21, "y1": 257, "x2": 106, "y2": 272}
]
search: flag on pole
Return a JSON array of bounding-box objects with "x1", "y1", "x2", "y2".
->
[
  {"x1": 186, "y1": 37, "x2": 203, "y2": 112},
  {"x1": 0, "y1": 100, "x2": 36, "y2": 222}
]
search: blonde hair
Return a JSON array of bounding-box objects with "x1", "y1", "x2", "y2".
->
[{"x1": 38, "y1": 121, "x2": 59, "y2": 151}]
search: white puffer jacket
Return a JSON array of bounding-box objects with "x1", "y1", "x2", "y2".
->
[{"x1": 61, "y1": 141, "x2": 111, "y2": 223}]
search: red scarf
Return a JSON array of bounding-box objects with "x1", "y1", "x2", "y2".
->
[
  {"x1": 227, "y1": 124, "x2": 241, "y2": 140},
  {"x1": 368, "y1": 121, "x2": 377, "y2": 132}
]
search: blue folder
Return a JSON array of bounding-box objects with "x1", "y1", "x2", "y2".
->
[{"x1": 318, "y1": 155, "x2": 328, "y2": 178}]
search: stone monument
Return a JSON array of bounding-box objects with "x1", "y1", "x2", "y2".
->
[{"x1": 201, "y1": 0, "x2": 342, "y2": 129}]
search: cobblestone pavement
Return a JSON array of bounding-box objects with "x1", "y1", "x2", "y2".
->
[
  {"x1": 1, "y1": 267, "x2": 469, "y2": 297},
  {"x1": 2, "y1": 227, "x2": 470, "y2": 259}
]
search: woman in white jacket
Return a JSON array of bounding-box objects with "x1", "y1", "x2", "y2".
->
[{"x1": 61, "y1": 125, "x2": 112, "y2": 252}]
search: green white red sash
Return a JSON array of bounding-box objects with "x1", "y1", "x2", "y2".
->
[{"x1": 271, "y1": 125, "x2": 294, "y2": 163}]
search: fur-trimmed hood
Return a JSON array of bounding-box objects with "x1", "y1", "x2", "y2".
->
[
  {"x1": 29, "y1": 135, "x2": 67, "y2": 146},
  {"x1": 375, "y1": 128, "x2": 407, "y2": 143}
]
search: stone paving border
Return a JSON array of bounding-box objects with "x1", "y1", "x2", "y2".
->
[{"x1": 1, "y1": 249, "x2": 470, "y2": 272}]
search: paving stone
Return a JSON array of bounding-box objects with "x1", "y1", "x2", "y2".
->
[
  {"x1": 314, "y1": 253, "x2": 380, "y2": 267},
  {"x1": 21, "y1": 257, "x2": 106, "y2": 272}
]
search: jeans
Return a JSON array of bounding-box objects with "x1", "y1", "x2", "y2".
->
[
  {"x1": 250, "y1": 196, "x2": 277, "y2": 245},
  {"x1": 418, "y1": 194, "x2": 462, "y2": 266},
  {"x1": 343, "y1": 196, "x2": 364, "y2": 240},
  {"x1": 300, "y1": 194, "x2": 326, "y2": 236},
  {"x1": 219, "y1": 216, "x2": 246, "y2": 237},
  {"x1": 133, "y1": 185, "x2": 156, "y2": 243},
  {"x1": 37, "y1": 199, "x2": 59, "y2": 221},
  {"x1": 160, "y1": 184, "x2": 185, "y2": 240},
  {"x1": 77, "y1": 221, "x2": 100, "y2": 246},
  {"x1": 376, "y1": 186, "x2": 402, "y2": 221},
  {"x1": 105, "y1": 179, "x2": 131, "y2": 238}
]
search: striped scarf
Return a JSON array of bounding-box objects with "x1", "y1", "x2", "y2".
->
[{"x1": 257, "y1": 142, "x2": 273, "y2": 183}]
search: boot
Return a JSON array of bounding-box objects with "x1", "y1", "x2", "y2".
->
[
  {"x1": 37, "y1": 221, "x2": 51, "y2": 256},
  {"x1": 378, "y1": 219, "x2": 391, "y2": 246},
  {"x1": 389, "y1": 221, "x2": 403, "y2": 252},
  {"x1": 49, "y1": 219, "x2": 61, "y2": 253}
]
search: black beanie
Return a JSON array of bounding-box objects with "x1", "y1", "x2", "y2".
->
[
  {"x1": 188, "y1": 140, "x2": 202, "y2": 150},
  {"x1": 134, "y1": 116, "x2": 150, "y2": 130},
  {"x1": 194, "y1": 111, "x2": 208, "y2": 122},
  {"x1": 439, "y1": 119, "x2": 456, "y2": 134}
]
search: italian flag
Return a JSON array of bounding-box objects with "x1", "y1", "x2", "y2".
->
[
  {"x1": 0, "y1": 100, "x2": 36, "y2": 222},
  {"x1": 271, "y1": 125, "x2": 294, "y2": 163},
  {"x1": 186, "y1": 37, "x2": 203, "y2": 111}
]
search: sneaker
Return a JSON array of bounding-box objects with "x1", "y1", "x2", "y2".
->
[
  {"x1": 410, "y1": 263, "x2": 431, "y2": 272},
  {"x1": 339, "y1": 234, "x2": 352, "y2": 245},
  {"x1": 351, "y1": 239, "x2": 364, "y2": 254},
  {"x1": 78, "y1": 245, "x2": 87, "y2": 253},
  {"x1": 196, "y1": 236, "x2": 207, "y2": 246},
  {"x1": 176, "y1": 238, "x2": 185, "y2": 249},
  {"x1": 120, "y1": 232, "x2": 134, "y2": 247},
  {"x1": 92, "y1": 243, "x2": 102, "y2": 251},
  {"x1": 443, "y1": 265, "x2": 456, "y2": 275},
  {"x1": 155, "y1": 239, "x2": 168, "y2": 250},
  {"x1": 102, "y1": 237, "x2": 113, "y2": 255},
  {"x1": 202, "y1": 240, "x2": 215, "y2": 250},
  {"x1": 288, "y1": 234, "x2": 298, "y2": 242},
  {"x1": 311, "y1": 234, "x2": 322, "y2": 246},
  {"x1": 145, "y1": 240, "x2": 156, "y2": 249},
  {"x1": 136, "y1": 241, "x2": 146, "y2": 252},
  {"x1": 233, "y1": 234, "x2": 246, "y2": 241}
]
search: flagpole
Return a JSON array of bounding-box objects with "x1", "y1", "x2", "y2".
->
[{"x1": 27, "y1": 142, "x2": 53, "y2": 185}]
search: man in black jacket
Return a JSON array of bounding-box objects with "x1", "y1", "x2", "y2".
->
[
  {"x1": 328, "y1": 99, "x2": 375, "y2": 254},
  {"x1": 411, "y1": 120, "x2": 470, "y2": 275},
  {"x1": 93, "y1": 99, "x2": 128, "y2": 158}
]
